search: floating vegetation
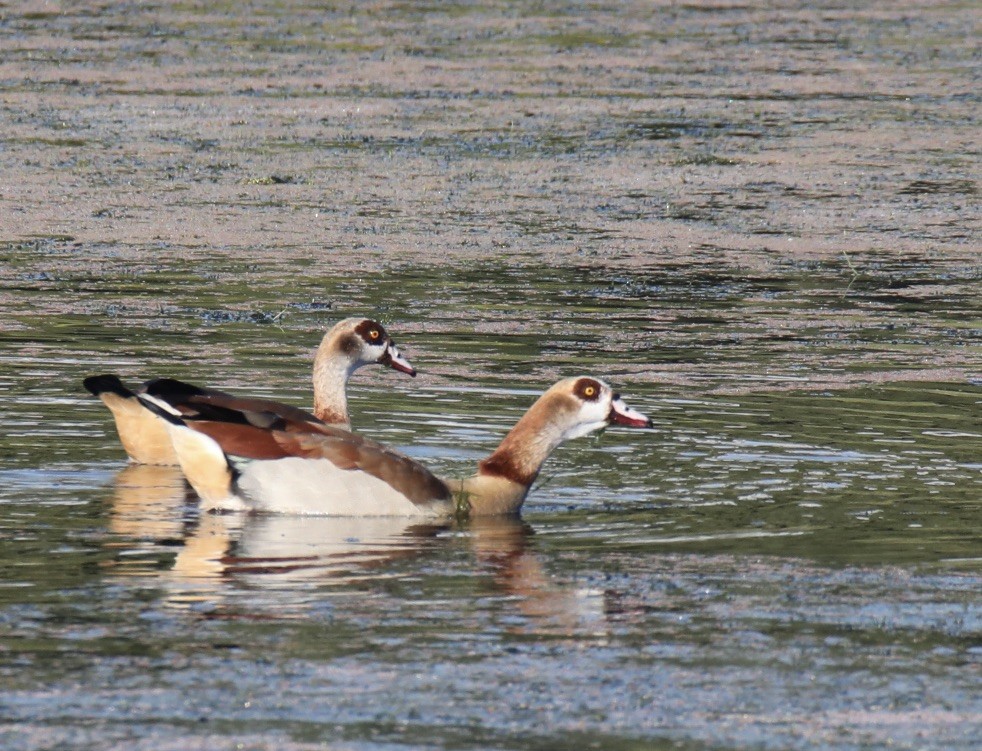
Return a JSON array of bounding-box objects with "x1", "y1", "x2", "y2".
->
[
  {"x1": 195, "y1": 308, "x2": 286, "y2": 325},
  {"x1": 243, "y1": 175, "x2": 301, "y2": 185},
  {"x1": 898, "y1": 179, "x2": 976, "y2": 195}
]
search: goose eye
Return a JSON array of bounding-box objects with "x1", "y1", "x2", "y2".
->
[
  {"x1": 368, "y1": 329, "x2": 381, "y2": 341},
  {"x1": 574, "y1": 378, "x2": 602, "y2": 401}
]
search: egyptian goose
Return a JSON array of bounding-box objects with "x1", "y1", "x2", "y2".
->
[
  {"x1": 137, "y1": 376, "x2": 651, "y2": 517},
  {"x1": 83, "y1": 317, "x2": 415, "y2": 465}
]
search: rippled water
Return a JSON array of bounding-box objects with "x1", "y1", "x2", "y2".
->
[{"x1": 1, "y1": 1, "x2": 980, "y2": 750}]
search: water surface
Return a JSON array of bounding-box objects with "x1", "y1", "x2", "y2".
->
[{"x1": 1, "y1": 1, "x2": 980, "y2": 749}]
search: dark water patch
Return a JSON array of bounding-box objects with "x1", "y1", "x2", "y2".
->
[
  {"x1": 628, "y1": 119, "x2": 765, "y2": 141},
  {"x1": 898, "y1": 179, "x2": 976, "y2": 196},
  {"x1": 243, "y1": 174, "x2": 302, "y2": 185},
  {"x1": 671, "y1": 153, "x2": 740, "y2": 166},
  {"x1": 193, "y1": 308, "x2": 286, "y2": 325}
]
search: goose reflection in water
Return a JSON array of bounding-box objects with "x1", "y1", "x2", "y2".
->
[
  {"x1": 468, "y1": 516, "x2": 610, "y2": 639},
  {"x1": 185, "y1": 514, "x2": 449, "y2": 584},
  {"x1": 105, "y1": 464, "x2": 196, "y2": 541},
  {"x1": 105, "y1": 466, "x2": 611, "y2": 636}
]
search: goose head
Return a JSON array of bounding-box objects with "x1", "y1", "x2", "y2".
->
[
  {"x1": 322, "y1": 317, "x2": 416, "y2": 377},
  {"x1": 462, "y1": 377, "x2": 651, "y2": 516},
  {"x1": 552, "y1": 376, "x2": 652, "y2": 440},
  {"x1": 312, "y1": 318, "x2": 415, "y2": 426}
]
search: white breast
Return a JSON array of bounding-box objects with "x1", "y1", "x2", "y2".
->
[{"x1": 236, "y1": 457, "x2": 452, "y2": 517}]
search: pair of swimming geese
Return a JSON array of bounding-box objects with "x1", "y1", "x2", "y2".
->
[{"x1": 84, "y1": 318, "x2": 651, "y2": 518}]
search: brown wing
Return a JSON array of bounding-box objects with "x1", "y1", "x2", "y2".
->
[
  {"x1": 184, "y1": 414, "x2": 451, "y2": 509},
  {"x1": 189, "y1": 420, "x2": 296, "y2": 460},
  {"x1": 272, "y1": 425, "x2": 453, "y2": 508}
]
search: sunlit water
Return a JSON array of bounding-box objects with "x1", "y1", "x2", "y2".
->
[
  {"x1": 2, "y1": 322, "x2": 979, "y2": 750},
  {"x1": 1, "y1": 2, "x2": 980, "y2": 750}
]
